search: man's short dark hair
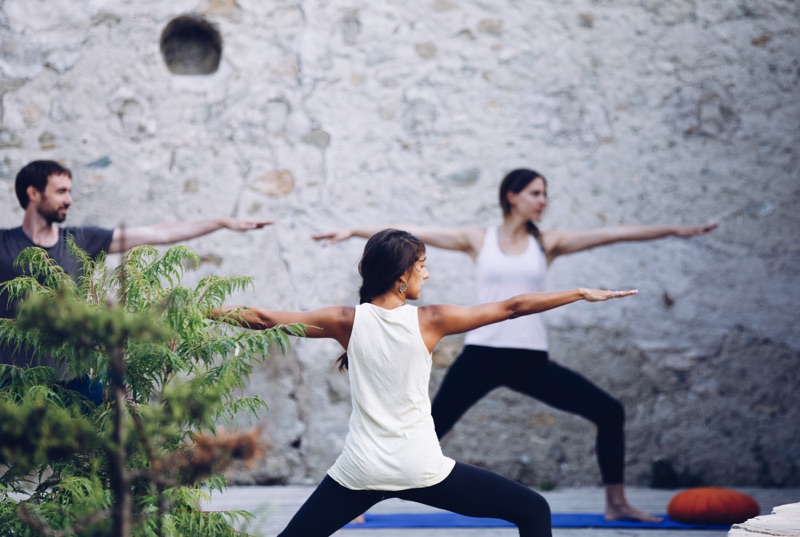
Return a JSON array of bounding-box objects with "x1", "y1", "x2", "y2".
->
[{"x1": 15, "y1": 160, "x2": 72, "y2": 209}]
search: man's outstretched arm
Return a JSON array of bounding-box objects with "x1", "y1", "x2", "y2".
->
[{"x1": 108, "y1": 218, "x2": 273, "y2": 253}]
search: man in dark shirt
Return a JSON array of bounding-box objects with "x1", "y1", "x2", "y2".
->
[{"x1": 1, "y1": 160, "x2": 273, "y2": 398}]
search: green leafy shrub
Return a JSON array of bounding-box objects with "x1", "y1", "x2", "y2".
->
[{"x1": 0, "y1": 243, "x2": 294, "y2": 536}]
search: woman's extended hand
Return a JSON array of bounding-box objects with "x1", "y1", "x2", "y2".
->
[
  {"x1": 580, "y1": 288, "x2": 639, "y2": 302},
  {"x1": 674, "y1": 223, "x2": 718, "y2": 237},
  {"x1": 219, "y1": 218, "x2": 275, "y2": 231},
  {"x1": 311, "y1": 229, "x2": 353, "y2": 245}
]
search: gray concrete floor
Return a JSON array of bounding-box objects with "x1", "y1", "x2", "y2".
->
[{"x1": 202, "y1": 485, "x2": 800, "y2": 537}]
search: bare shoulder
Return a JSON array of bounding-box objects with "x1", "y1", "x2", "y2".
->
[
  {"x1": 416, "y1": 303, "x2": 464, "y2": 351},
  {"x1": 305, "y1": 305, "x2": 355, "y2": 344},
  {"x1": 417, "y1": 303, "x2": 465, "y2": 326},
  {"x1": 464, "y1": 226, "x2": 486, "y2": 242},
  {"x1": 462, "y1": 226, "x2": 487, "y2": 257},
  {"x1": 328, "y1": 305, "x2": 355, "y2": 326}
]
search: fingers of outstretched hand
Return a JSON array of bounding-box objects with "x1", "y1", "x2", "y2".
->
[
  {"x1": 311, "y1": 231, "x2": 345, "y2": 245},
  {"x1": 613, "y1": 289, "x2": 638, "y2": 298},
  {"x1": 679, "y1": 223, "x2": 718, "y2": 237},
  {"x1": 584, "y1": 288, "x2": 638, "y2": 302},
  {"x1": 225, "y1": 218, "x2": 274, "y2": 230}
]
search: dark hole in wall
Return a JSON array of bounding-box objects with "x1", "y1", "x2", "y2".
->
[{"x1": 160, "y1": 15, "x2": 222, "y2": 75}]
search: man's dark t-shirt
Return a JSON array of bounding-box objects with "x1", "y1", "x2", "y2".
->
[{"x1": 0, "y1": 226, "x2": 113, "y2": 369}]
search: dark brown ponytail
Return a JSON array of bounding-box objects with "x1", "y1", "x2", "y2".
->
[{"x1": 335, "y1": 229, "x2": 426, "y2": 371}]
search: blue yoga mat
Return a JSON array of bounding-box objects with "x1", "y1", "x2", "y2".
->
[{"x1": 346, "y1": 512, "x2": 730, "y2": 530}]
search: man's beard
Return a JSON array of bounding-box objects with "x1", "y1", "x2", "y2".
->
[{"x1": 37, "y1": 205, "x2": 67, "y2": 224}]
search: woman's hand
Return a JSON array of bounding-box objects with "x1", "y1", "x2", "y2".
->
[
  {"x1": 673, "y1": 223, "x2": 718, "y2": 237},
  {"x1": 219, "y1": 218, "x2": 274, "y2": 231},
  {"x1": 311, "y1": 229, "x2": 354, "y2": 245},
  {"x1": 580, "y1": 288, "x2": 639, "y2": 302}
]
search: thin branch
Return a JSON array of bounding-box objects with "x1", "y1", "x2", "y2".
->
[{"x1": 17, "y1": 504, "x2": 111, "y2": 537}]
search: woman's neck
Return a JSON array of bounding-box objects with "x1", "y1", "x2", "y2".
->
[
  {"x1": 370, "y1": 290, "x2": 406, "y2": 310},
  {"x1": 498, "y1": 218, "x2": 531, "y2": 254},
  {"x1": 500, "y1": 215, "x2": 531, "y2": 238}
]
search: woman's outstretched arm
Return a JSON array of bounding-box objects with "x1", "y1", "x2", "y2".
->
[
  {"x1": 312, "y1": 225, "x2": 485, "y2": 258},
  {"x1": 543, "y1": 223, "x2": 718, "y2": 261},
  {"x1": 213, "y1": 305, "x2": 355, "y2": 348},
  {"x1": 418, "y1": 288, "x2": 637, "y2": 352}
]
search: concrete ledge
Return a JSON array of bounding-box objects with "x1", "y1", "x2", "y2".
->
[{"x1": 728, "y1": 503, "x2": 800, "y2": 536}]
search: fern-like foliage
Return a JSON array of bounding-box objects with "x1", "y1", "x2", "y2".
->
[{"x1": 0, "y1": 243, "x2": 296, "y2": 536}]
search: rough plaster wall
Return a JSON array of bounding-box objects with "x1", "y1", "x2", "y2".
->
[{"x1": 1, "y1": 0, "x2": 798, "y2": 487}]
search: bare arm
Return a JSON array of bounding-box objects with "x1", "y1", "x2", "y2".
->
[
  {"x1": 312, "y1": 225, "x2": 485, "y2": 258},
  {"x1": 543, "y1": 223, "x2": 718, "y2": 261},
  {"x1": 418, "y1": 288, "x2": 637, "y2": 351},
  {"x1": 108, "y1": 218, "x2": 274, "y2": 253},
  {"x1": 213, "y1": 305, "x2": 355, "y2": 348}
]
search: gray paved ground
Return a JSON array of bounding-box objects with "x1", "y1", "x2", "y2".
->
[{"x1": 202, "y1": 485, "x2": 800, "y2": 537}]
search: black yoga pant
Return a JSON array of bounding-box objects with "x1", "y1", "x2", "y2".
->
[
  {"x1": 278, "y1": 462, "x2": 551, "y2": 536},
  {"x1": 431, "y1": 345, "x2": 625, "y2": 484}
]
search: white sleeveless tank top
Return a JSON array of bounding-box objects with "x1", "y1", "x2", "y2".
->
[
  {"x1": 463, "y1": 226, "x2": 549, "y2": 351},
  {"x1": 327, "y1": 303, "x2": 455, "y2": 490}
]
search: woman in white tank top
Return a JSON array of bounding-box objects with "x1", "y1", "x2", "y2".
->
[
  {"x1": 313, "y1": 169, "x2": 716, "y2": 523},
  {"x1": 217, "y1": 228, "x2": 636, "y2": 536}
]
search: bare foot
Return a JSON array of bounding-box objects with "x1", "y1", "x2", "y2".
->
[
  {"x1": 604, "y1": 483, "x2": 663, "y2": 523},
  {"x1": 350, "y1": 514, "x2": 366, "y2": 524},
  {"x1": 605, "y1": 504, "x2": 663, "y2": 523}
]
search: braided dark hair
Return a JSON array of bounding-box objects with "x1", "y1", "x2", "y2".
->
[{"x1": 336, "y1": 229, "x2": 426, "y2": 371}]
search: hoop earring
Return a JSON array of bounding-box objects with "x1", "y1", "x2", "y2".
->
[{"x1": 399, "y1": 284, "x2": 408, "y2": 293}]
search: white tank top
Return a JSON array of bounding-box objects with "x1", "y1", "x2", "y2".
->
[
  {"x1": 464, "y1": 226, "x2": 549, "y2": 351},
  {"x1": 327, "y1": 303, "x2": 455, "y2": 490}
]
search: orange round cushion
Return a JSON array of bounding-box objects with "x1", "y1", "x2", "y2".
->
[{"x1": 667, "y1": 487, "x2": 760, "y2": 525}]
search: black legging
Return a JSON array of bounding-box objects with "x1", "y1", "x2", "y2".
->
[
  {"x1": 278, "y1": 462, "x2": 551, "y2": 536},
  {"x1": 431, "y1": 345, "x2": 625, "y2": 484}
]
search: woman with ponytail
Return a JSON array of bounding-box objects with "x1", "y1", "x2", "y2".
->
[
  {"x1": 313, "y1": 169, "x2": 717, "y2": 522},
  {"x1": 216, "y1": 228, "x2": 636, "y2": 536}
]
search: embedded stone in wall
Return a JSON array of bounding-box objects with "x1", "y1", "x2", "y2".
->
[
  {"x1": 251, "y1": 170, "x2": 295, "y2": 197},
  {"x1": 415, "y1": 42, "x2": 437, "y2": 59},
  {"x1": 39, "y1": 131, "x2": 56, "y2": 150},
  {"x1": 578, "y1": 13, "x2": 595, "y2": 29},
  {"x1": 478, "y1": 19, "x2": 503, "y2": 37},
  {"x1": 0, "y1": 129, "x2": 21, "y2": 149},
  {"x1": 403, "y1": 98, "x2": 437, "y2": 134},
  {"x1": 433, "y1": 0, "x2": 456, "y2": 12},
  {"x1": 22, "y1": 106, "x2": 42, "y2": 126},
  {"x1": 199, "y1": 253, "x2": 224, "y2": 267},
  {"x1": 744, "y1": 202, "x2": 775, "y2": 218},
  {"x1": 160, "y1": 15, "x2": 223, "y2": 75},
  {"x1": 45, "y1": 44, "x2": 82, "y2": 74},
  {"x1": 665, "y1": 81, "x2": 740, "y2": 139},
  {"x1": 108, "y1": 97, "x2": 156, "y2": 141},
  {"x1": 266, "y1": 98, "x2": 291, "y2": 135},
  {"x1": 86, "y1": 156, "x2": 112, "y2": 169},
  {"x1": 438, "y1": 167, "x2": 481, "y2": 187},
  {"x1": 0, "y1": 34, "x2": 42, "y2": 79},
  {"x1": 642, "y1": 0, "x2": 696, "y2": 25},
  {"x1": 265, "y1": 6, "x2": 304, "y2": 28},
  {"x1": 0, "y1": 157, "x2": 13, "y2": 180},
  {"x1": 201, "y1": 0, "x2": 239, "y2": 17},
  {"x1": 302, "y1": 129, "x2": 330, "y2": 149},
  {"x1": 341, "y1": 10, "x2": 360, "y2": 46},
  {"x1": 183, "y1": 178, "x2": 199, "y2": 193}
]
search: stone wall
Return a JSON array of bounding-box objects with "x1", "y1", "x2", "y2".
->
[{"x1": 1, "y1": 0, "x2": 798, "y2": 487}]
